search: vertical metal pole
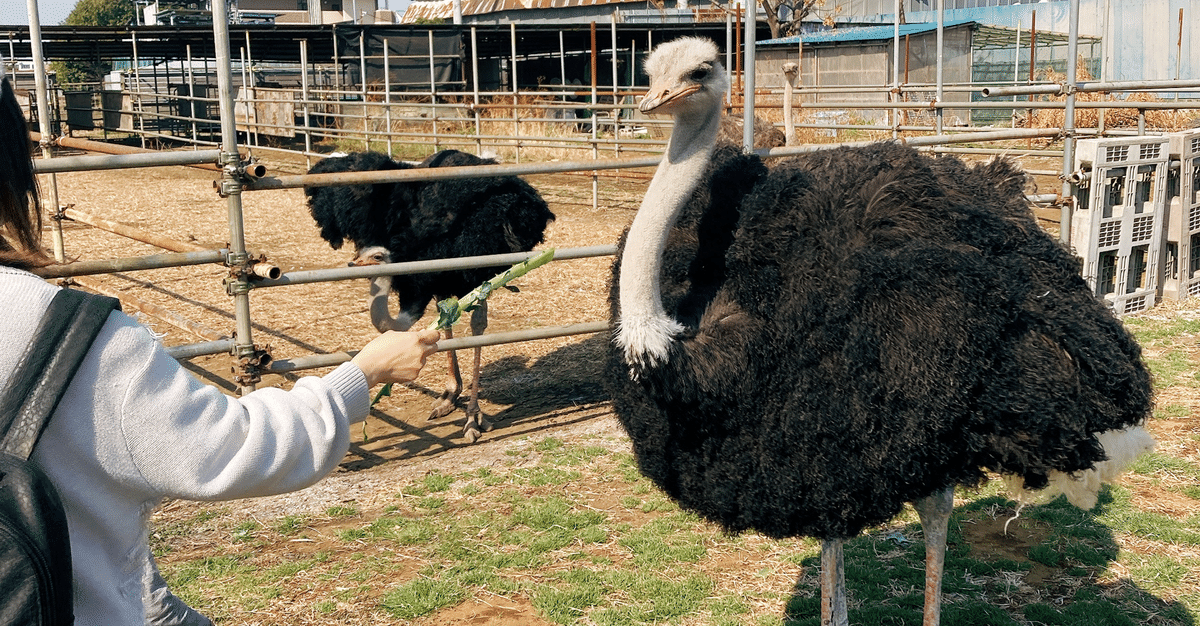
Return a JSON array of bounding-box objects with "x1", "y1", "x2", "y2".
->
[
  {"x1": 471, "y1": 26, "x2": 482, "y2": 155},
  {"x1": 935, "y1": 0, "x2": 944, "y2": 134},
  {"x1": 742, "y1": 0, "x2": 755, "y2": 152},
  {"x1": 726, "y1": 11, "x2": 733, "y2": 103},
  {"x1": 384, "y1": 37, "x2": 393, "y2": 155},
  {"x1": 429, "y1": 30, "x2": 438, "y2": 151},
  {"x1": 211, "y1": 0, "x2": 258, "y2": 393},
  {"x1": 25, "y1": 0, "x2": 65, "y2": 262},
  {"x1": 359, "y1": 33, "x2": 367, "y2": 149},
  {"x1": 1176, "y1": 8, "x2": 1183, "y2": 101},
  {"x1": 133, "y1": 31, "x2": 147, "y2": 148},
  {"x1": 1012, "y1": 23, "x2": 1020, "y2": 115},
  {"x1": 511, "y1": 22, "x2": 519, "y2": 162},
  {"x1": 892, "y1": 0, "x2": 900, "y2": 139},
  {"x1": 1059, "y1": 0, "x2": 1079, "y2": 245},
  {"x1": 301, "y1": 39, "x2": 313, "y2": 162},
  {"x1": 1027, "y1": 12, "x2": 1036, "y2": 145},
  {"x1": 559, "y1": 30, "x2": 566, "y2": 89},
  {"x1": 187, "y1": 44, "x2": 199, "y2": 144},
  {"x1": 590, "y1": 21, "x2": 598, "y2": 211},
  {"x1": 611, "y1": 15, "x2": 619, "y2": 156},
  {"x1": 245, "y1": 31, "x2": 259, "y2": 146}
]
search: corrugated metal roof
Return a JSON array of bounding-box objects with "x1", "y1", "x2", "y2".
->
[
  {"x1": 759, "y1": 18, "x2": 977, "y2": 46},
  {"x1": 401, "y1": 0, "x2": 637, "y2": 22}
]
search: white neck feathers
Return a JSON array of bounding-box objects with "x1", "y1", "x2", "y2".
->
[{"x1": 615, "y1": 107, "x2": 721, "y2": 369}]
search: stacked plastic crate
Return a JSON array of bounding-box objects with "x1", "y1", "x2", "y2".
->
[
  {"x1": 1161, "y1": 129, "x2": 1200, "y2": 301},
  {"x1": 1070, "y1": 135, "x2": 1170, "y2": 316}
]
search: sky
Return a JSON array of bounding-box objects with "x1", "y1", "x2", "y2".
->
[
  {"x1": 4, "y1": 0, "x2": 77, "y2": 27},
  {"x1": 3, "y1": 0, "x2": 413, "y2": 26}
]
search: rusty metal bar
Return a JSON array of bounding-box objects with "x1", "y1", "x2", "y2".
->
[
  {"x1": 264, "y1": 321, "x2": 611, "y2": 374},
  {"x1": 32, "y1": 249, "x2": 229, "y2": 279}
]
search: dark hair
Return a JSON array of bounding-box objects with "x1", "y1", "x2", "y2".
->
[{"x1": 0, "y1": 75, "x2": 50, "y2": 270}]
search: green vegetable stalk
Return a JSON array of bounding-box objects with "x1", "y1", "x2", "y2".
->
[{"x1": 370, "y1": 248, "x2": 556, "y2": 407}]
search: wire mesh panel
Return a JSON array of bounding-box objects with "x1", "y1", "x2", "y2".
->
[
  {"x1": 1163, "y1": 129, "x2": 1200, "y2": 301},
  {"x1": 1071, "y1": 136, "x2": 1170, "y2": 316}
]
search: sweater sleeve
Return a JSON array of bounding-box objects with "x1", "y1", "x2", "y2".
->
[{"x1": 104, "y1": 313, "x2": 372, "y2": 501}]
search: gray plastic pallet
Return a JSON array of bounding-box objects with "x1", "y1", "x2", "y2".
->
[
  {"x1": 1071, "y1": 136, "x2": 1170, "y2": 316},
  {"x1": 1162, "y1": 129, "x2": 1200, "y2": 301}
]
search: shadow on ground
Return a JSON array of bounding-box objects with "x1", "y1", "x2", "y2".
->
[{"x1": 782, "y1": 490, "x2": 1196, "y2": 626}]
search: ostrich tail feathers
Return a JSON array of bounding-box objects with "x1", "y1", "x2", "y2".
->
[{"x1": 1002, "y1": 425, "x2": 1156, "y2": 510}]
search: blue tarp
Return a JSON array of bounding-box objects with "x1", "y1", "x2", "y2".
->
[{"x1": 758, "y1": 18, "x2": 977, "y2": 47}]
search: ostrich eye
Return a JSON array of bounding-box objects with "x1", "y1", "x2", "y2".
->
[{"x1": 688, "y1": 65, "x2": 711, "y2": 82}]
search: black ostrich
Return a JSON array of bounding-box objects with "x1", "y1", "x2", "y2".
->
[
  {"x1": 306, "y1": 149, "x2": 555, "y2": 442},
  {"x1": 606, "y1": 37, "x2": 1154, "y2": 626}
]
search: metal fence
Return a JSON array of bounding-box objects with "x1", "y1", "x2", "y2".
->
[{"x1": 20, "y1": 0, "x2": 1200, "y2": 390}]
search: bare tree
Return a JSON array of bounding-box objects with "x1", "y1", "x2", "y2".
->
[{"x1": 758, "y1": 0, "x2": 838, "y2": 39}]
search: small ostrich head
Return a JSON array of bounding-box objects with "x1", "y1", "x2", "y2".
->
[
  {"x1": 782, "y1": 62, "x2": 799, "y2": 82},
  {"x1": 349, "y1": 245, "x2": 392, "y2": 268},
  {"x1": 639, "y1": 38, "x2": 729, "y2": 120},
  {"x1": 349, "y1": 245, "x2": 419, "y2": 332}
]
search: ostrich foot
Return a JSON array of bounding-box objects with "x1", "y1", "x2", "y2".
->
[
  {"x1": 429, "y1": 393, "x2": 460, "y2": 420},
  {"x1": 461, "y1": 411, "x2": 493, "y2": 444}
]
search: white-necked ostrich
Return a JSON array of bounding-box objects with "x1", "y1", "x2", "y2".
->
[
  {"x1": 782, "y1": 62, "x2": 798, "y2": 146},
  {"x1": 607, "y1": 37, "x2": 1154, "y2": 626},
  {"x1": 306, "y1": 149, "x2": 555, "y2": 442}
]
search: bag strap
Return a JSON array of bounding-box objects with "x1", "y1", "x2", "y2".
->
[{"x1": 0, "y1": 288, "x2": 120, "y2": 460}]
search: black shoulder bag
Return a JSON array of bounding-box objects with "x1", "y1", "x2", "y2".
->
[{"x1": 0, "y1": 288, "x2": 120, "y2": 626}]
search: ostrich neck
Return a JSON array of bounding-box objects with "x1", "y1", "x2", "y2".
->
[
  {"x1": 783, "y1": 79, "x2": 795, "y2": 145},
  {"x1": 616, "y1": 106, "x2": 721, "y2": 367},
  {"x1": 368, "y1": 276, "x2": 417, "y2": 332}
]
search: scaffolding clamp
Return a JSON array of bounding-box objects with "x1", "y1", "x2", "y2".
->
[
  {"x1": 223, "y1": 250, "x2": 252, "y2": 295},
  {"x1": 50, "y1": 202, "x2": 72, "y2": 224},
  {"x1": 231, "y1": 343, "x2": 273, "y2": 387}
]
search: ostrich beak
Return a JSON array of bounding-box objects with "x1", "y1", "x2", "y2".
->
[{"x1": 639, "y1": 83, "x2": 702, "y2": 113}]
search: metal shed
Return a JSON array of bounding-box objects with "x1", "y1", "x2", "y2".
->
[{"x1": 757, "y1": 19, "x2": 1099, "y2": 126}]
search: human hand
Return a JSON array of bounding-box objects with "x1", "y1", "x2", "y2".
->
[{"x1": 351, "y1": 328, "x2": 440, "y2": 388}]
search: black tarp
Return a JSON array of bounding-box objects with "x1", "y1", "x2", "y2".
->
[{"x1": 336, "y1": 27, "x2": 463, "y2": 89}]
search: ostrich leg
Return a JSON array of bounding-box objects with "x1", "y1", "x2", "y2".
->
[
  {"x1": 913, "y1": 486, "x2": 956, "y2": 626},
  {"x1": 462, "y1": 302, "x2": 494, "y2": 443},
  {"x1": 819, "y1": 539, "x2": 848, "y2": 626},
  {"x1": 430, "y1": 326, "x2": 463, "y2": 420}
]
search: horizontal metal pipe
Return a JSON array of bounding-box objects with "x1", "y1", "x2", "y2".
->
[
  {"x1": 32, "y1": 248, "x2": 229, "y2": 278},
  {"x1": 760, "y1": 128, "x2": 1062, "y2": 159},
  {"x1": 982, "y1": 78, "x2": 1200, "y2": 98},
  {"x1": 253, "y1": 245, "x2": 617, "y2": 289},
  {"x1": 40, "y1": 133, "x2": 224, "y2": 172},
  {"x1": 265, "y1": 321, "x2": 612, "y2": 375},
  {"x1": 930, "y1": 146, "x2": 1064, "y2": 158},
  {"x1": 244, "y1": 156, "x2": 662, "y2": 191},
  {"x1": 167, "y1": 339, "x2": 236, "y2": 360},
  {"x1": 33, "y1": 149, "x2": 222, "y2": 174},
  {"x1": 1026, "y1": 194, "x2": 1060, "y2": 204},
  {"x1": 64, "y1": 207, "x2": 208, "y2": 252}
]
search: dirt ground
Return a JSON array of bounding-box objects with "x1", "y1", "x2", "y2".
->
[
  {"x1": 45, "y1": 150, "x2": 645, "y2": 514},
  {"x1": 38, "y1": 145, "x2": 1192, "y2": 624}
]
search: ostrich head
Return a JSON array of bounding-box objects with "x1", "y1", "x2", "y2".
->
[
  {"x1": 616, "y1": 38, "x2": 730, "y2": 371},
  {"x1": 639, "y1": 38, "x2": 729, "y2": 125},
  {"x1": 782, "y1": 62, "x2": 799, "y2": 83},
  {"x1": 349, "y1": 245, "x2": 419, "y2": 332}
]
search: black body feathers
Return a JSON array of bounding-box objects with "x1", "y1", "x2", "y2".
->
[
  {"x1": 305, "y1": 150, "x2": 555, "y2": 322},
  {"x1": 606, "y1": 142, "x2": 1152, "y2": 540}
]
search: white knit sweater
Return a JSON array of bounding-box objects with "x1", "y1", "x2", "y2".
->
[{"x1": 0, "y1": 267, "x2": 370, "y2": 624}]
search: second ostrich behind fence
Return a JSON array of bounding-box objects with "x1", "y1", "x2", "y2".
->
[{"x1": 306, "y1": 149, "x2": 555, "y2": 442}]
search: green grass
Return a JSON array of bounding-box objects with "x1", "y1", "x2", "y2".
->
[{"x1": 157, "y1": 421, "x2": 1200, "y2": 626}]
